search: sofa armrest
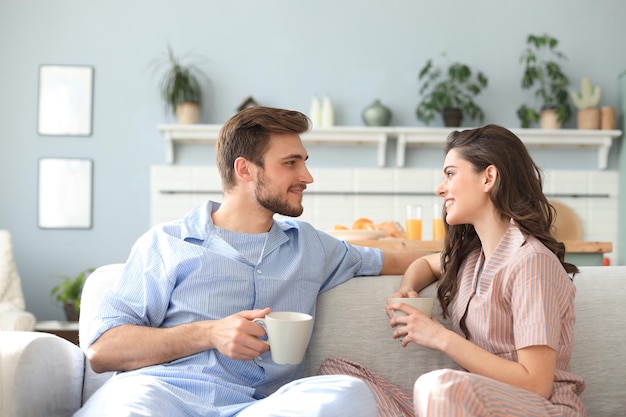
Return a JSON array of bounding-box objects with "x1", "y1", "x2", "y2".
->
[
  {"x1": 0, "y1": 331, "x2": 85, "y2": 417},
  {"x1": 0, "y1": 309, "x2": 36, "y2": 331}
]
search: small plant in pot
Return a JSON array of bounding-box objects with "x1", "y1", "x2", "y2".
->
[
  {"x1": 415, "y1": 54, "x2": 489, "y2": 127},
  {"x1": 570, "y1": 77, "x2": 602, "y2": 129},
  {"x1": 50, "y1": 268, "x2": 95, "y2": 322},
  {"x1": 517, "y1": 33, "x2": 572, "y2": 129},
  {"x1": 153, "y1": 45, "x2": 208, "y2": 124}
]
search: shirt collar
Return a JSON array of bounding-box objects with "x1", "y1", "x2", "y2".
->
[{"x1": 180, "y1": 200, "x2": 298, "y2": 245}]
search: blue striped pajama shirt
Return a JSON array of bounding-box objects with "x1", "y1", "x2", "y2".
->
[{"x1": 75, "y1": 200, "x2": 383, "y2": 417}]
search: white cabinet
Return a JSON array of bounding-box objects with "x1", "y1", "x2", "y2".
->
[{"x1": 158, "y1": 125, "x2": 622, "y2": 170}]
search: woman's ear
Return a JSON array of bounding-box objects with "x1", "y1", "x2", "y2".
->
[{"x1": 483, "y1": 165, "x2": 498, "y2": 192}]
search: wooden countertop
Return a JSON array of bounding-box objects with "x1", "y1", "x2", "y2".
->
[{"x1": 350, "y1": 239, "x2": 612, "y2": 254}]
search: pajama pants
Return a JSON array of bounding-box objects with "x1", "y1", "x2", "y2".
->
[
  {"x1": 74, "y1": 373, "x2": 377, "y2": 417},
  {"x1": 414, "y1": 369, "x2": 585, "y2": 417}
]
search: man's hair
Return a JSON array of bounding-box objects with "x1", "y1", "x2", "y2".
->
[{"x1": 216, "y1": 106, "x2": 310, "y2": 190}]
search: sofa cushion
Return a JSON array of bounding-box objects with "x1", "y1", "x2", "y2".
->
[{"x1": 571, "y1": 266, "x2": 626, "y2": 417}]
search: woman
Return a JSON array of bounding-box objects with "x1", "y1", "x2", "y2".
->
[{"x1": 387, "y1": 125, "x2": 586, "y2": 416}]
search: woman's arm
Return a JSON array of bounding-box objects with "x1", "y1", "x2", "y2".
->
[
  {"x1": 395, "y1": 316, "x2": 556, "y2": 399},
  {"x1": 86, "y1": 308, "x2": 271, "y2": 373},
  {"x1": 389, "y1": 248, "x2": 559, "y2": 399},
  {"x1": 394, "y1": 252, "x2": 442, "y2": 296}
]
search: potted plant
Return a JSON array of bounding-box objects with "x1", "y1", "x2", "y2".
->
[
  {"x1": 570, "y1": 77, "x2": 602, "y2": 129},
  {"x1": 415, "y1": 54, "x2": 489, "y2": 127},
  {"x1": 154, "y1": 45, "x2": 207, "y2": 124},
  {"x1": 50, "y1": 268, "x2": 95, "y2": 321},
  {"x1": 517, "y1": 33, "x2": 572, "y2": 129}
]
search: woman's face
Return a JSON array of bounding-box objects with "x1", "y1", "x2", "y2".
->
[{"x1": 436, "y1": 149, "x2": 490, "y2": 226}]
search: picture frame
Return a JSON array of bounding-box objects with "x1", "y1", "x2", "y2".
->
[
  {"x1": 38, "y1": 158, "x2": 93, "y2": 229},
  {"x1": 37, "y1": 65, "x2": 94, "y2": 136}
]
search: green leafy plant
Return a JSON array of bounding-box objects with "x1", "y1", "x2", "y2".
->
[
  {"x1": 416, "y1": 54, "x2": 489, "y2": 126},
  {"x1": 517, "y1": 33, "x2": 572, "y2": 128},
  {"x1": 153, "y1": 45, "x2": 207, "y2": 116},
  {"x1": 50, "y1": 268, "x2": 95, "y2": 313}
]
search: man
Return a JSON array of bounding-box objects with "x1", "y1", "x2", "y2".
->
[{"x1": 76, "y1": 107, "x2": 424, "y2": 417}]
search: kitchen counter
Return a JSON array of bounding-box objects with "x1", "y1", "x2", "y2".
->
[{"x1": 351, "y1": 239, "x2": 612, "y2": 266}]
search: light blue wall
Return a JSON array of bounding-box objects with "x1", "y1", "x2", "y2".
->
[{"x1": 2, "y1": 0, "x2": 625, "y2": 320}]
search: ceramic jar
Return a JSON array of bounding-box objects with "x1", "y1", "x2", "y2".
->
[{"x1": 362, "y1": 99, "x2": 391, "y2": 126}]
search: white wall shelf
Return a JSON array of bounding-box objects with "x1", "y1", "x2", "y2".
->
[
  {"x1": 158, "y1": 125, "x2": 622, "y2": 170},
  {"x1": 158, "y1": 124, "x2": 389, "y2": 167},
  {"x1": 395, "y1": 128, "x2": 622, "y2": 169}
]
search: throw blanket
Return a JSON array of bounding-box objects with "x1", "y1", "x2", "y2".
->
[
  {"x1": 0, "y1": 230, "x2": 26, "y2": 315},
  {"x1": 317, "y1": 357, "x2": 414, "y2": 417}
]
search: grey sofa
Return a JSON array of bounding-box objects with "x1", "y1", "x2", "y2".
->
[{"x1": 1, "y1": 263, "x2": 625, "y2": 416}]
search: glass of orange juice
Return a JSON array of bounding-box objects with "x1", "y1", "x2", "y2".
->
[
  {"x1": 432, "y1": 203, "x2": 446, "y2": 240},
  {"x1": 405, "y1": 204, "x2": 423, "y2": 240}
]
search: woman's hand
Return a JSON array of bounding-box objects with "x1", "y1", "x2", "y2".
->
[
  {"x1": 386, "y1": 301, "x2": 447, "y2": 349},
  {"x1": 385, "y1": 291, "x2": 419, "y2": 318}
]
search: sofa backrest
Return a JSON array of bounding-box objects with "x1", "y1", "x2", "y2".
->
[
  {"x1": 81, "y1": 264, "x2": 626, "y2": 416},
  {"x1": 304, "y1": 275, "x2": 455, "y2": 389},
  {"x1": 568, "y1": 265, "x2": 626, "y2": 417},
  {"x1": 79, "y1": 263, "x2": 126, "y2": 351},
  {"x1": 79, "y1": 263, "x2": 123, "y2": 402}
]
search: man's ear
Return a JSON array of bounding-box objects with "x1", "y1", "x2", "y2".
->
[
  {"x1": 483, "y1": 165, "x2": 498, "y2": 192},
  {"x1": 234, "y1": 157, "x2": 254, "y2": 183}
]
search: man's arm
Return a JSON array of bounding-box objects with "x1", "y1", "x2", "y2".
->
[
  {"x1": 87, "y1": 308, "x2": 271, "y2": 373},
  {"x1": 379, "y1": 250, "x2": 432, "y2": 275}
]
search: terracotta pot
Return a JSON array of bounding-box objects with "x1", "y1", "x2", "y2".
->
[
  {"x1": 601, "y1": 106, "x2": 616, "y2": 130},
  {"x1": 442, "y1": 108, "x2": 462, "y2": 127},
  {"x1": 64, "y1": 303, "x2": 80, "y2": 322},
  {"x1": 577, "y1": 107, "x2": 600, "y2": 129},
  {"x1": 175, "y1": 102, "x2": 200, "y2": 124},
  {"x1": 540, "y1": 108, "x2": 561, "y2": 129}
]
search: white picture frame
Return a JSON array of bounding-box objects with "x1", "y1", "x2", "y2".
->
[
  {"x1": 38, "y1": 158, "x2": 93, "y2": 229},
  {"x1": 37, "y1": 65, "x2": 94, "y2": 136}
]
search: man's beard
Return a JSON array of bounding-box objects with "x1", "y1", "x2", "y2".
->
[{"x1": 255, "y1": 175, "x2": 304, "y2": 217}]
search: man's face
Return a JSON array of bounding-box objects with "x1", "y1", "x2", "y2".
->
[{"x1": 254, "y1": 133, "x2": 313, "y2": 217}]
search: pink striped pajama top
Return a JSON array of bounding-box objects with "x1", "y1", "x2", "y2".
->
[{"x1": 420, "y1": 223, "x2": 586, "y2": 416}]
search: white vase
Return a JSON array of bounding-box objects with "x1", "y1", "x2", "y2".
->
[
  {"x1": 309, "y1": 97, "x2": 321, "y2": 128},
  {"x1": 321, "y1": 96, "x2": 334, "y2": 127}
]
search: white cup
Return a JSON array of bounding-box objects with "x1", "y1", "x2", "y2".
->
[
  {"x1": 253, "y1": 312, "x2": 313, "y2": 365},
  {"x1": 390, "y1": 297, "x2": 435, "y2": 341}
]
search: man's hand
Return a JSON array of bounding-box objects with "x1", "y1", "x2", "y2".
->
[{"x1": 208, "y1": 308, "x2": 271, "y2": 360}]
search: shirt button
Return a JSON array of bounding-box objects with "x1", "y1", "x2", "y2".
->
[{"x1": 257, "y1": 269, "x2": 262, "y2": 274}]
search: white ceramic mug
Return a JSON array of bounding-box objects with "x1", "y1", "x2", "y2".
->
[
  {"x1": 253, "y1": 311, "x2": 313, "y2": 365},
  {"x1": 390, "y1": 297, "x2": 434, "y2": 341},
  {"x1": 390, "y1": 297, "x2": 434, "y2": 318}
]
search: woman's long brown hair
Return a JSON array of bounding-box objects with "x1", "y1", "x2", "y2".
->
[{"x1": 437, "y1": 125, "x2": 579, "y2": 319}]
